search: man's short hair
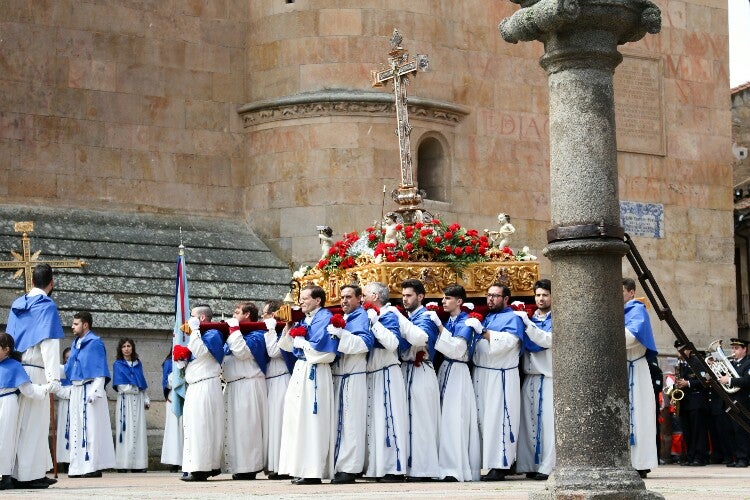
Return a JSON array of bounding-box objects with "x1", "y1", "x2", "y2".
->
[
  {"x1": 302, "y1": 285, "x2": 326, "y2": 306},
  {"x1": 263, "y1": 299, "x2": 283, "y2": 315},
  {"x1": 534, "y1": 279, "x2": 551, "y2": 293},
  {"x1": 401, "y1": 279, "x2": 426, "y2": 296},
  {"x1": 622, "y1": 278, "x2": 637, "y2": 292},
  {"x1": 443, "y1": 284, "x2": 466, "y2": 301},
  {"x1": 489, "y1": 283, "x2": 512, "y2": 298},
  {"x1": 192, "y1": 304, "x2": 213, "y2": 321},
  {"x1": 367, "y1": 282, "x2": 390, "y2": 304},
  {"x1": 341, "y1": 284, "x2": 363, "y2": 298},
  {"x1": 74, "y1": 311, "x2": 93, "y2": 328},
  {"x1": 32, "y1": 263, "x2": 54, "y2": 289},
  {"x1": 237, "y1": 301, "x2": 259, "y2": 321}
]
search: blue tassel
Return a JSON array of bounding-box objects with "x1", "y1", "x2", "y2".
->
[
  {"x1": 509, "y1": 430, "x2": 515, "y2": 443},
  {"x1": 386, "y1": 435, "x2": 391, "y2": 447},
  {"x1": 313, "y1": 401, "x2": 318, "y2": 414},
  {"x1": 85, "y1": 451, "x2": 90, "y2": 461},
  {"x1": 630, "y1": 432, "x2": 636, "y2": 446},
  {"x1": 396, "y1": 457, "x2": 402, "y2": 472}
]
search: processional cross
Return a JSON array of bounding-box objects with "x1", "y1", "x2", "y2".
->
[
  {"x1": 0, "y1": 221, "x2": 86, "y2": 292},
  {"x1": 372, "y1": 29, "x2": 430, "y2": 224}
]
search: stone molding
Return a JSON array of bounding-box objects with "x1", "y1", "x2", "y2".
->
[{"x1": 237, "y1": 89, "x2": 470, "y2": 127}]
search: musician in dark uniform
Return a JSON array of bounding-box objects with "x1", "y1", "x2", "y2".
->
[
  {"x1": 674, "y1": 350, "x2": 710, "y2": 466},
  {"x1": 718, "y1": 338, "x2": 750, "y2": 468}
]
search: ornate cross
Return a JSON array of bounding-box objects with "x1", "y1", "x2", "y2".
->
[
  {"x1": 0, "y1": 221, "x2": 86, "y2": 292},
  {"x1": 372, "y1": 29, "x2": 429, "y2": 223}
]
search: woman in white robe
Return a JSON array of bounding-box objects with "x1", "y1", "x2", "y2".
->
[{"x1": 113, "y1": 339, "x2": 150, "y2": 472}]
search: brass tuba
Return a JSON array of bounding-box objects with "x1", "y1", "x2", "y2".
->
[
  {"x1": 705, "y1": 339, "x2": 740, "y2": 394},
  {"x1": 664, "y1": 384, "x2": 684, "y2": 401}
]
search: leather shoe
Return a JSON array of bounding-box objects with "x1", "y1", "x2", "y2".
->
[
  {"x1": 525, "y1": 472, "x2": 537, "y2": 479},
  {"x1": 481, "y1": 469, "x2": 507, "y2": 481},
  {"x1": 378, "y1": 474, "x2": 404, "y2": 483},
  {"x1": 442, "y1": 476, "x2": 458, "y2": 482},
  {"x1": 735, "y1": 460, "x2": 748, "y2": 468},
  {"x1": 726, "y1": 462, "x2": 737, "y2": 467},
  {"x1": 637, "y1": 469, "x2": 649, "y2": 479},
  {"x1": 292, "y1": 477, "x2": 322, "y2": 485},
  {"x1": 688, "y1": 461, "x2": 706, "y2": 466},
  {"x1": 169, "y1": 465, "x2": 180, "y2": 473},
  {"x1": 405, "y1": 476, "x2": 434, "y2": 482},
  {"x1": 0, "y1": 476, "x2": 13, "y2": 490},
  {"x1": 39, "y1": 476, "x2": 57, "y2": 485},
  {"x1": 534, "y1": 473, "x2": 549, "y2": 480},
  {"x1": 330, "y1": 472, "x2": 356, "y2": 484},
  {"x1": 209, "y1": 468, "x2": 221, "y2": 477},
  {"x1": 131, "y1": 469, "x2": 147, "y2": 473},
  {"x1": 232, "y1": 472, "x2": 256, "y2": 480},
  {"x1": 180, "y1": 472, "x2": 209, "y2": 482},
  {"x1": 267, "y1": 473, "x2": 291, "y2": 480},
  {"x1": 82, "y1": 471, "x2": 102, "y2": 478},
  {"x1": 12, "y1": 479, "x2": 49, "y2": 489}
]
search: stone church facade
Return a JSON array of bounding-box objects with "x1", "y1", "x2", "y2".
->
[{"x1": 0, "y1": 1, "x2": 735, "y2": 464}]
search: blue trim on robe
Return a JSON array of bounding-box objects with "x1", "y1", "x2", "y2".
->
[
  {"x1": 524, "y1": 311, "x2": 552, "y2": 353},
  {"x1": 406, "y1": 306, "x2": 439, "y2": 361},
  {"x1": 624, "y1": 299, "x2": 658, "y2": 355},
  {"x1": 280, "y1": 340, "x2": 298, "y2": 373},
  {"x1": 293, "y1": 308, "x2": 339, "y2": 358},
  {"x1": 223, "y1": 330, "x2": 269, "y2": 374},
  {"x1": 7, "y1": 293, "x2": 65, "y2": 352},
  {"x1": 65, "y1": 331, "x2": 111, "y2": 384},
  {"x1": 202, "y1": 329, "x2": 226, "y2": 364},
  {"x1": 372, "y1": 311, "x2": 402, "y2": 351},
  {"x1": 481, "y1": 307, "x2": 525, "y2": 354},
  {"x1": 112, "y1": 359, "x2": 148, "y2": 390},
  {"x1": 343, "y1": 306, "x2": 375, "y2": 351},
  {"x1": 0, "y1": 357, "x2": 31, "y2": 389},
  {"x1": 444, "y1": 311, "x2": 477, "y2": 358}
]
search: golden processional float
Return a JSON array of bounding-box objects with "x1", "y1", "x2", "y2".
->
[{"x1": 289, "y1": 30, "x2": 540, "y2": 307}]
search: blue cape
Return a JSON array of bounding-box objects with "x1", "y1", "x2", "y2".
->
[
  {"x1": 280, "y1": 342, "x2": 298, "y2": 374},
  {"x1": 407, "y1": 306, "x2": 439, "y2": 361},
  {"x1": 113, "y1": 359, "x2": 148, "y2": 390},
  {"x1": 482, "y1": 307, "x2": 525, "y2": 354},
  {"x1": 372, "y1": 311, "x2": 402, "y2": 351},
  {"x1": 65, "y1": 331, "x2": 111, "y2": 384},
  {"x1": 6, "y1": 293, "x2": 65, "y2": 352},
  {"x1": 624, "y1": 299, "x2": 658, "y2": 355},
  {"x1": 344, "y1": 307, "x2": 375, "y2": 352},
  {"x1": 525, "y1": 311, "x2": 552, "y2": 353},
  {"x1": 293, "y1": 308, "x2": 338, "y2": 358},
  {"x1": 0, "y1": 357, "x2": 31, "y2": 389},
  {"x1": 444, "y1": 311, "x2": 478, "y2": 359},
  {"x1": 162, "y1": 357, "x2": 172, "y2": 389},
  {"x1": 224, "y1": 330, "x2": 269, "y2": 374},
  {"x1": 202, "y1": 329, "x2": 226, "y2": 365}
]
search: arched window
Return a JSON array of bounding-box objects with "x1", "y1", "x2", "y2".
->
[{"x1": 417, "y1": 136, "x2": 447, "y2": 202}]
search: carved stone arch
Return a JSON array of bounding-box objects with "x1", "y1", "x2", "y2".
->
[{"x1": 416, "y1": 132, "x2": 450, "y2": 203}]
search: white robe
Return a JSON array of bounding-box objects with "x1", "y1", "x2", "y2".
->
[
  {"x1": 435, "y1": 326, "x2": 481, "y2": 481},
  {"x1": 55, "y1": 384, "x2": 72, "y2": 464},
  {"x1": 13, "y1": 339, "x2": 59, "y2": 481},
  {"x1": 365, "y1": 311, "x2": 409, "y2": 478},
  {"x1": 472, "y1": 331, "x2": 521, "y2": 470},
  {"x1": 114, "y1": 381, "x2": 150, "y2": 470},
  {"x1": 277, "y1": 334, "x2": 336, "y2": 479},
  {"x1": 222, "y1": 331, "x2": 268, "y2": 474},
  {"x1": 626, "y1": 329, "x2": 658, "y2": 471},
  {"x1": 517, "y1": 317, "x2": 555, "y2": 475},
  {"x1": 332, "y1": 328, "x2": 369, "y2": 474},
  {"x1": 181, "y1": 332, "x2": 224, "y2": 473},
  {"x1": 398, "y1": 307, "x2": 440, "y2": 479},
  {"x1": 67, "y1": 376, "x2": 116, "y2": 476},
  {"x1": 1, "y1": 383, "x2": 47, "y2": 475},
  {"x1": 160, "y1": 387, "x2": 183, "y2": 466},
  {"x1": 264, "y1": 330, "x2": 290, "y2": 474}
]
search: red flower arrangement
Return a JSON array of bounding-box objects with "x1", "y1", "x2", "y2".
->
[
  {"x1": 173, "y1": 345, "x2": 192, "y2": 362},
  {"x1": 289, "y1": 325, "x2": 308, "y2": 337},
  {"x1": 330, "y1": 314, "x2": 346, "y2": 328},
  {"x1": 362, "y1": 302, "x2": 380, "y2": 314}
]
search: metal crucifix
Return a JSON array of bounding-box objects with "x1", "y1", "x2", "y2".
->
[
  {"x1": 372, "y1": 29, "x2": 430, "y2": 224},
  {"x1": 0, "y1": 221, "x2": 86, "y2": 292}
]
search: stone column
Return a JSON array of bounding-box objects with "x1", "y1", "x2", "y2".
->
[{"x1": 500, "y1": 0, "x2": 663, "y2": 498}]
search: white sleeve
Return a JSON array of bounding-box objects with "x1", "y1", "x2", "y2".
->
[
  {"x1": 435, "y1": 329, "x2": 468, "y2": 359},
  {"x1": 526, "y1": 323, "x2": 552, "y2": 349},
  {"x1": 338, "y1": 330, "x2": 369, "y2": 354},
  {"x1": 265, "y1": 330, "x2": 282, "y2": 357},
  {"x1": 371, "y1": 321, "x2": 400, "y2": 351},
  {"x1": 624, "y1": 328, "x2": 641, "y2": 349},
  {"x1": 18, "y1": 381, "x2": 48, "y2": 400},
  {"x1": 277, "y1": 333, "x2": 294, "y2": 352},
  {"x1": 400, "y1": 321, "x2": 428, "y2": 347},
  {"x1": 227, "y1": 331, "x2": 253, "y2": 360},
  {"x1": 91, "y1": 376, "x2": 106, "y2": 398},
  {"x1": 486, "y1": 330, "x2": 521, "y2": 354},
  {"x1": 187, "y1": 331, "x2": 209, "y2": 357},
  {"x1": 40, "y1": 338, "x2": 61, "y2": 383}
]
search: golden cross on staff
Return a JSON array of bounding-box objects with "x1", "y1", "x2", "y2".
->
[
  {"x1": 371, "y1": 29, "x2": 430, "y2": 224},
  {"x1": 0, "y1": 221, "x2": 86, "y2": 292}
]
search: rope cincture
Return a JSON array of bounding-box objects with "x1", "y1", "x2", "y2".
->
[
  {"x1": 474, "y1": 363, "x2": 518, "y2": 467},
  {"x1": 332, "y1": 370, "x2": 366, "y2": 467},
  {"x1": 119, "y1": 393, "x2": 126, "y2": 443},
  {"x1": 309, "y1": 364, "x2": 318, "y2": 414},
  {"x1": 82, "y1": 381, "x2": 92, "y2": 461},
  {"x1": 627, "y1": 354, "x2": 645, "y2": 446},
  {"x1": 534, "y1": 375, "x2": 545, "y2": 465}
]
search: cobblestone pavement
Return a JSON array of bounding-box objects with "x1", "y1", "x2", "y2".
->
[{"x1": 2, "y1": 465, "x2": 749, "y2": 499}]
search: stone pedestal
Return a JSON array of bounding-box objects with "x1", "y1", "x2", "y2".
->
[{"x1": 500, "y1": 0, "x2": 663, "y2": 498}]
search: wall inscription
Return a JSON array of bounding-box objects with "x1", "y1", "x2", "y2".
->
[
  {"x1": 614, "y1": 54, "x2": 665, "y2": 156},
  {"x1": 620, "y1": 201, "x2": 664, "y2": 238}
]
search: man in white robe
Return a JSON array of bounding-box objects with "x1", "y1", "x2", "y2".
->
[
  {"x1": 6, "y1": 264, "x2": 63, "y2": 487},
  {"x1": 277, "y1": 285, "x2": 338, "y2": 484},
  {"x1": 471, "y1": 284, "x2": 524, "y2": 481},
  {"x1": 434, "y1": 284, "x2": 481, "y2": 482},
  {"x1": 180, "y1": 305, "x2": 225, "y2": 481},
  {"x1": 515, "y1": 279, "x2": 555, "y2": 480},
  {"x1": 397, "y1": 279, "x2": 441, "y2": 481},
  {"x1": 327, "y1": 284, "x2": 374, "y2": 484},
  {"x1": 222, "y1": 302, "x2": 269, "y2": 480},
  {"x1": 622, "y1": 278, "x2": 659, "y2": 478},
  {"x1": 64, "y1": 311, "x2": 116, "y2": 478},
  {"x1": 363, "y1": 282, "x2": 409, "y2": 482}
]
